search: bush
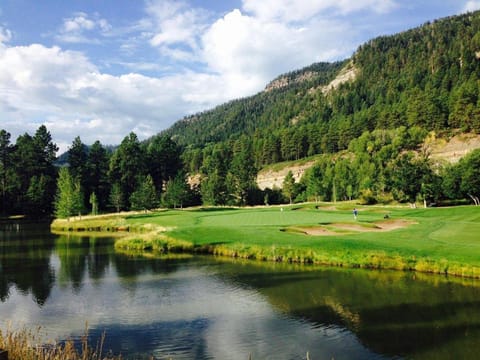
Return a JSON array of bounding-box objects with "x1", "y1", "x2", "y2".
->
[{"x1": 358, "y1": 189, "x2": 377, "y2": 205}]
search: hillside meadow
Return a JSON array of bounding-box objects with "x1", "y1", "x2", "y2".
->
[{"x1": 51, "y1": 204, "x2": 480, "y2": 279}]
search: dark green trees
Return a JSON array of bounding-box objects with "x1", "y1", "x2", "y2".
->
[
  {"x1": 8, "y1": 125, "x2": 59, "y2": 217},
  {"x1": 146, "y1": 135, "x2": 181, "y2": 195},
  {"x1": 443, "y1": 149, "x2": 480, "y2": 205},
  {"x1": 68, "y1": 136, "x2": 88, "y2": 182},
  {"x1": 85, "y1": 141, "x2": 110, "y2": 210},
  {"x1": 109, "y1": 132, "x2": 146, "y2": 206},
  {"x1": 230, "y1": 137, "x2": 257, "y2": 205},
  {"x1": 130, "y1": 175, "x2": 158, "y2": 211},
  {"x1": 386, "y1": 152, "x2": 436, "y2": 206},
  {"x1": 104, "y1": 133, "x2": 185, "y2": 212},
  {"x1": 66, "y1": 137, "x2": 110, "y2": 214},
  {"x1": 162, "y1": 172, "x2": 191, "y2": 209},
  {"x1": 0, "y1": 130, "x2": 15, "y2": 215},
  {"x1": 198, "y1": 138, "x2": 259, "y2": 206},
  {"x1": 200, "y1": 144, "x2": 230, "y2": 206}
]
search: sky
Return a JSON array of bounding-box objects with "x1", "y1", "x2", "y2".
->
[{"x1": 1, "y1": 0, "x2": 480, "y2": 153}]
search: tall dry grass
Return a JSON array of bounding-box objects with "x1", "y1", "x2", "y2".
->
[{"x1": 0, "y1": 324, "x2": 122, "y2": 360}]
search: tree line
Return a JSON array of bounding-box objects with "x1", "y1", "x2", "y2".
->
[
  {"x1": 55, "y1": 132, "x2": 191, "y2": 218},
  {"x1": 1, "y1": 123, "x2": 479, "y2": 220},
  {"x1": 1, "y1": 126, "x2": 58, "y2": 217},
  {"x1": 0, "y1": 127, "x2": 191, "y2": 218}
]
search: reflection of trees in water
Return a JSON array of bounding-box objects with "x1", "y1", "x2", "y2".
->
[
  {"x1": 55, "y1": 235, "x2": 114, "y2": 292},
  {"x1": 0, "y1": 222, "x2": 55, "y2": 305},
  {"x1": 0, "y1": 224, "x2": 115, "y2": 304},
  {"x1": 88, "y1": 238, "x2": 112, "y2": 281},
  {"x1": 55, "y1": 235, "x2": 186, "y2": 293},
  {"x1": 112, "y1": 252, "x2": 186, "y2": 289},
  {"x1": 1, "y1": 222, "x2": 187, "y2": 305},
  {"x1": 217, "y1": 261, "x2": 480, "y2": 358}
]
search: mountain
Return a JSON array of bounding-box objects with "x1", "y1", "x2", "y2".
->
[
  {"x1": 162, "y1": 61, "x2": 346, "y2": 148},
  {"x1": 161, "y1": 10, "x2": 480, "y2": 171}
]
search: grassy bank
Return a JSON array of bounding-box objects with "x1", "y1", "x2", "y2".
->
[{"x1": 52, "y1": 204, "x2": 480, "y2": 279}]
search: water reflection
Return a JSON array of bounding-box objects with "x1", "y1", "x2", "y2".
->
[
  {"x1": 1, "y1": 224, "x2": 480, "y2": 359},
  {"x1": 215, "y1": 260, "x2": 480, "y2": 359},
  {"x1": 0, "y1": 222, "x2": 55, "y2": 305}
]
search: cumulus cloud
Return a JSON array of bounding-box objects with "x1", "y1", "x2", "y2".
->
[
  {"x1": 463, "y1": 1, "x2": 480, "y2": 12},
  {"x1": 56, "y1": 12, "x2": 111, "y2": 44},
  {"x1": 201, "y1": 9, "x2": 353, "y2": 98},
  {"x1": 0, "y1": 42, "x2": 233, "y2": 152},
  {"x1": 146, "y1": 0, "x2": 210, "y2": 60}
]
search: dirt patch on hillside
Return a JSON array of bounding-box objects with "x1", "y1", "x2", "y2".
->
[
  {"x1": 321, "y1": 63, "x2": 358, "y2": 95},
  {"x1": 257, "y1": 161, "x2": 317, "y2": 190},
  {"x1": 429, "y1": 133, "x2": 480, "y2": 163},
  {"x1": 298, "y1": 219, "x2": 416, "y2": 236}
]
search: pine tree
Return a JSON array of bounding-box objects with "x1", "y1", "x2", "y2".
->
[
  {"x1": 130, "y1": 175, "x2": 158, "y2": 211},
  {"x1": 162, "y1": 172, "x2": 190, "y2": 208},
  {"x1": 54, "y1": 168, "x2": 82, "y2": 219},
  {"x1": 0, "y1": 130, "x2": 14, "y2": 215}
]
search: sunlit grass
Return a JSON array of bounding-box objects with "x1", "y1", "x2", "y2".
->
[{"x1": 60, "y1": 204, "x2": 480, "y2": 279}]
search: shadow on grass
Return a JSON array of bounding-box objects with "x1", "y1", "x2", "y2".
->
[
  {"x1": 201, "y1": 241, "x2": 228, "y2": 246},
  {"x1": 192, "y1": 207, "x2": 237, "y2": 212},
  {"x1": 126, "y1": 211, "x2": 175, "y2": 219}
]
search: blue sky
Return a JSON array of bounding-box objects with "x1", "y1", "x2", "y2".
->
[{"x1": 1, "y1": 0, "x2": 479, "y2": 152}]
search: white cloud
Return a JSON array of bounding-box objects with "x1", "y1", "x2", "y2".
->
[
  {"x1": 463, "y1": 1, "x2": 480, "y2": 12},
  {"x1": 0, "y1": 42, "x2": 233, "y2": 153},
  {"x1": 146, "y1": 0, "x2": 210, "y2": 59},
  {"x1": 201, "y1": 9, "x2": 353, "y2": 98},
  {"x1": 56, "y1": 12, "x2": 111, "y2": 44}
]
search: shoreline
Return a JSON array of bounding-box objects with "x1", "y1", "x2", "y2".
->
[{"x1": 50, "y1": 204, "x2": 480, "y2": 280}]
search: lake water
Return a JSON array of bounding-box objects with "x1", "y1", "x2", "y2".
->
[{"x1": 1, "y1": 222, "x2": 480, "y2": 359}]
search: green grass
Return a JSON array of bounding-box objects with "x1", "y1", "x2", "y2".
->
[{"x1": 59, "y1": 204, "x2": 480, "y2": 278}]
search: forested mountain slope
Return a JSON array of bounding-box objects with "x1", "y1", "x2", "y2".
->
[
  {"x1": 162, "y1": 10, "x2": 480, "y2": 173},
  {"x1": 163, "y1": 61, "x2": 346, "y2": 149}
]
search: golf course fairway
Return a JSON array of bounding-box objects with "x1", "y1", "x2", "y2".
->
[{"x1": 52, "y1": 203, "x2": 480, "y2": 279}]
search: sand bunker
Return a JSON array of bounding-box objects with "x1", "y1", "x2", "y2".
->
[
  {"x1": 301, "y1": 227, "x2": 338, "y2": 236},
  {"x1": 298, "y1": 219, "x2": 416, "y2": 236}
]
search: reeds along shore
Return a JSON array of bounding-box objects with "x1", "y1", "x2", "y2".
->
[{"x1": 0, "y1": 325, "x2": 125, "y2": 360}]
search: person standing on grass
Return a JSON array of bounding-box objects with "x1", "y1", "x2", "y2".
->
[{"x1": 353, "y1": 208, "x2": 358, "y2": 220}]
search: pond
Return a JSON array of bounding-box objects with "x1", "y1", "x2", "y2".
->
[{"x1": 1, "y1": 222, "x2": 480, "y2": 359}]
